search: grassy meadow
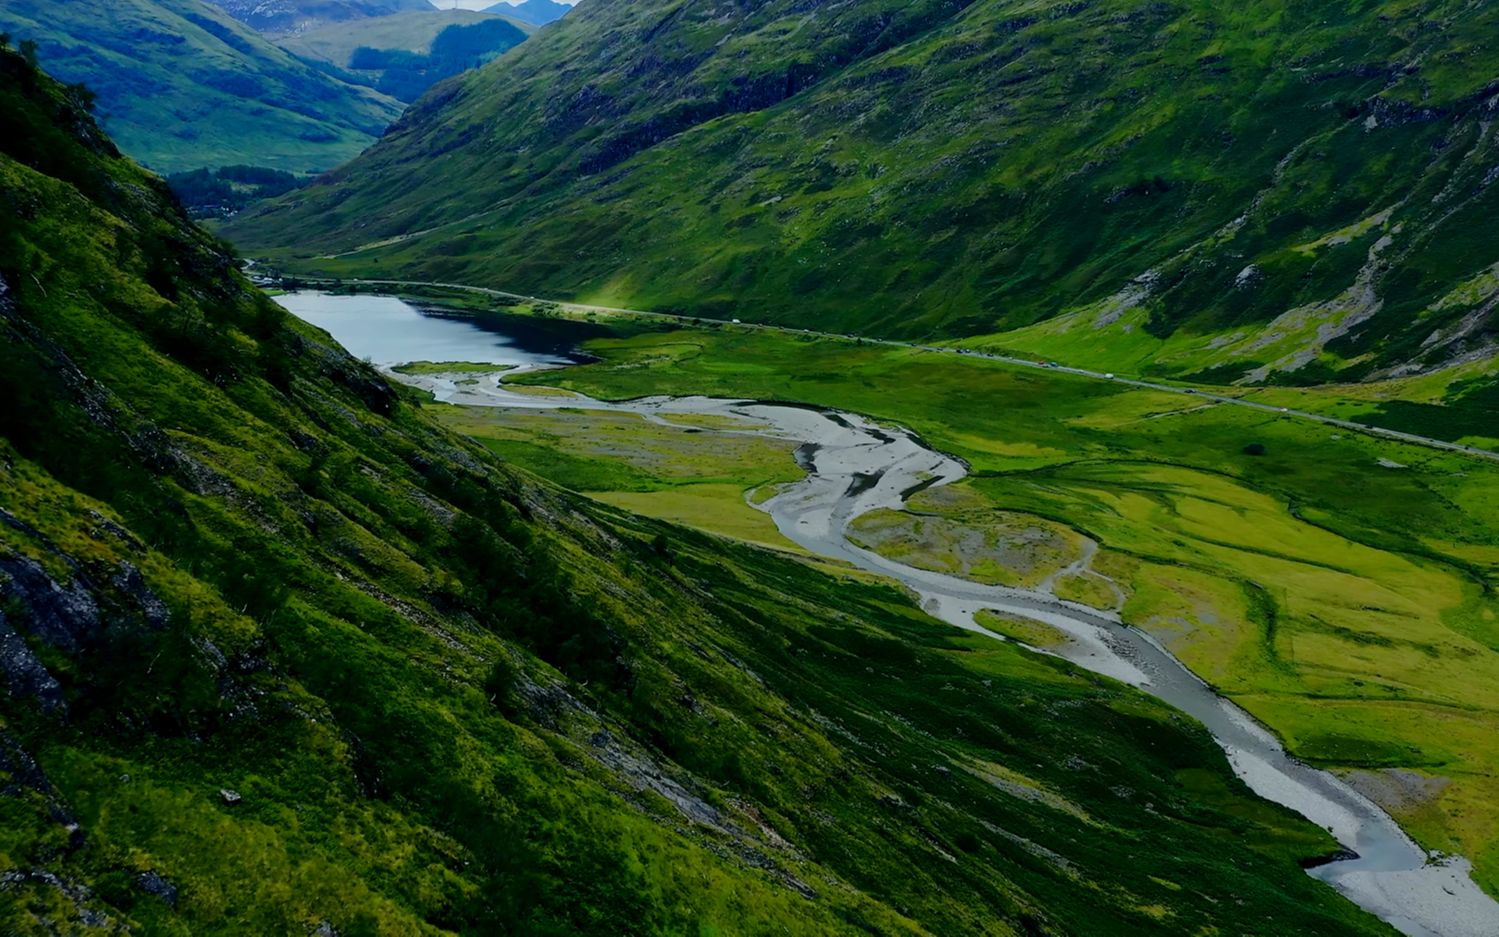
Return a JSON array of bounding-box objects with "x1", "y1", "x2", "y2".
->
[
  {"x1": 429, "y1": 402, "x2": 806, "y2": 552},
  {"x1": 419, "y1": 323, "x2": 1499, "y2": 895}
]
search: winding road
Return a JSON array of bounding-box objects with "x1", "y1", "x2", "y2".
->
[{"x1": 275, "y1": 275, "x2": 1499, "y2": 464}]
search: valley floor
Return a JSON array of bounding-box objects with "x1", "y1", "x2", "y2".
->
[{"x1": 359, "y1": 287, "x2": 1499, "y2": 902}]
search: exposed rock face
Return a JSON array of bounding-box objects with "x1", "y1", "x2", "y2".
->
[
  {"x1": 0, "y1": 869, "x2": 117, "y2": 930},
  {"x1": 135, "y1": 870, "x2": 178, "y2": 907},
  {"x1": 0, "y1": 731, "x2": 86, "y2": 859},
  {"x1": 0, "y1": 554, "x2": 101, "y2": 656},
  {"x1": 588, "y1": 729, "x2": 721, "y2": 829},
  {"x1": 0, "y1": 552, "x2": 89, "y2": 710},
  {"x1": 0, "y1": 545, "x2": 173, "y2": 715},
  {"x1": 0, "y1": 556, "x2": 101, "y2": 655},
  {"x1": 111, "y1": 563, "x2": 170, "y2": 631},
  {"x1": 0, "y1": 731, "x2": 72, "y2": 818},
  {"x1": 0, "y1": 609, "x2": 66, "y2": 712}
]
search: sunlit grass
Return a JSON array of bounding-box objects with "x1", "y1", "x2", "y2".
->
[{"x1": 508, "y1": 324, "x2": 1499, "y2": 894}]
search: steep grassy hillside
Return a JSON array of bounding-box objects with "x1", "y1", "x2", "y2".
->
[
  {"x1": 0, "y1": 46, "x2": 1395, "y2": 937},
  {"x1": 0, "y1": 0, "x2": 400, "y2": 173},
  {"x1": 206, "y1": 0, "x2": 434, "y2": 34},
  {"x1": 230, "y1": 0, "x2": 1499, "y2": 385}
]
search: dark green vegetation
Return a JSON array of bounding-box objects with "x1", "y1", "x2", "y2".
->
[
  {"x1": 0, "y1": 47, "x2": 1398, "y2": 936},
  {"x1": 346, "y1": 18, "x2": 529, "y2": 101},
  {"x1": 205, "y1": 0, "x2": 435, "y2": 35},
  {"x1": 167, "y1": 165, "x2": 308, "y2": 218},
  {"x1": 230, "y1": 0, "x2": 1499, "y2": 387},
  {"x1": 0, "y1": 0, "x2": 400, "y2": 174},
  {"x1": 1237, "y1": 364, "x2": 1499, "y2": 453}
]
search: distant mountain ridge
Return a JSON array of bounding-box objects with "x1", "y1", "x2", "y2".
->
[
  {"x1": 0, "y1": 0, "x2": 401, "y2": 174},
  {"x1": 205, "y1": 0, "x2": 434, "y2": 34},
  {"x1": 279, "y1": 8, "x2": 531, "y2": 63},
  {"x1": 229, "y1": 0, "x2": 1499, "y2": 390},
  {"x1": 485, "y1": 0, "x2": 569, "y2": 27},
  {"x1": 278, "y1": 9, "x2": 531, "y2": 102}
]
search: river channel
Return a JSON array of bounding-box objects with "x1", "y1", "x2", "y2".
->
[{"x1": 280, "y1": 291, "x2": 1499, "y2": 937}]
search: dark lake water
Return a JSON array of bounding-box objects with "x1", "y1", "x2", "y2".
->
[{"x1": 275, "y1": 291, "x2": 604, "y2": 368}]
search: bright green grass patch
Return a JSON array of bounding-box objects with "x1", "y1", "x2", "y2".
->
[
  {"x1": 424, "y1": 402, "x2": 804, "y2": 550},
  {"x1": 392, "y1": 360, "x2": 515, "y2": 375},
  {"x1": 1052, "y1": 572, "x2": 1123, "y2": 611},
  {"x1": 973, "y1": 609, "x2": 1072, "y2": 650},
  {"x1": 475, "y1": 435, "x2": 661, "y2": 492},
  {"x1": 430, "y1": 403, "x2": 802, "y2": 489},
  {"x1": 591, "y1": 485, "x2": 801, "y2": 554}
]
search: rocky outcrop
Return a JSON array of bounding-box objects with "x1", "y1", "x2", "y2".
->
[
  {"x1": 134, "y1": 870, "x2": 178, "y2": 907},
  {"x1": 0, "y1": 536, "x2": 176, "y2": 715},
  {"x1": 0, "y1": 609, "x2": 66, "y2": 713},
  {"x1": 0, "y1": 555, "x2": 102, "y2": 655}
]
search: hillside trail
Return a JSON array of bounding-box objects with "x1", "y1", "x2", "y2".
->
[{"x1": 290, "y1": 275, "x2": 1499, "y2": 465}]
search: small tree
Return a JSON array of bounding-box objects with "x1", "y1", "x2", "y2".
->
[
  {"x1": 66, "y1": 82, "x2": 96, "y2": 112},
  {"x1": 19, "y1": 38, "x2": 38, "y2": 67},
  {"x1": 483, "y1": 655, "x2": 522, "y2": 716}
]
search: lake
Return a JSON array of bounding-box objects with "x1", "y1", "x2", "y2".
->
[{"x1": 274, "y1": 291, "x2": 603, "y2": 368}]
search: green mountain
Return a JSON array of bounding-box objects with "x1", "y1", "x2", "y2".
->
[
  {"x1": 228, "y1": 0, "x2": 1499, "y2": 387},
  {"x1": 0, "y1": 44, "x2": 1390, "y2": 936},
  {"x1": 0, "y1": 0, "x2": 401, "y2": 174},
  {"x1": 278, "y1": 9, "x2": 532, "y2": 67},
  {"x1": 280, "y1": 10, "x2": 532, "y2": 102},
  {"x1": 205, "y1": 0, "x2": 435, "y2": 35},
  {"x1": 486, "y1": 0, "x2": 570, "y2": 27}
]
